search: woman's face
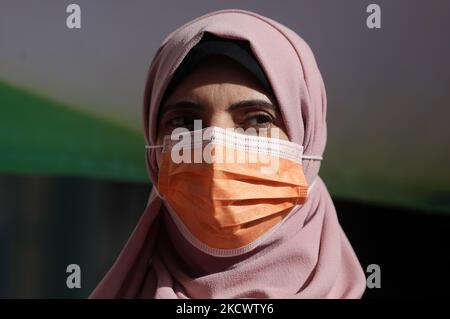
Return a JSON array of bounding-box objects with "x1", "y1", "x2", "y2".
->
[{"x1": 155, "y1": 55, "x2": 289, "y2": 164}]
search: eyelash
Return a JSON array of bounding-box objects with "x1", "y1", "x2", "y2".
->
[
  {"x1": 242, "y1": 112, "x2": 275, "y2": 128},
  {"x1": 165, "y1": 114, "x2": 198, "y2": 128},
  {"x1": 162, "y1": 111, "x2": 275, "y2": 129}
]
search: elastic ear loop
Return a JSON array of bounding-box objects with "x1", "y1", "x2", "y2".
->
[
  {"x1": 290, "y1": 153, "x2": 322, "y2": 210},
  {"x1": 279, "y1": 155, "x2": 321, "y2": 228},
  {"x1": 145, "y1": 145, "x2": 164, "y2": 149},
  {"x1": 302, "y1": 154, "x2": 323, "y2": 161},
  {"x1": 145, "y1": 144, "x2": 164, "y2": 199},
  {"x1": 302, "y1": 154, "x2": 323, "y2": 195}
]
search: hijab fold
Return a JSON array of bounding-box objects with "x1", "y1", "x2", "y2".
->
[{"x1": 90, "y1": 9, "x2": 366, "y2": 299}]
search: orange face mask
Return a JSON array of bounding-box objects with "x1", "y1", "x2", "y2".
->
[{"x1": 147, "y1": 127, "x2": 322, "y2": 257}]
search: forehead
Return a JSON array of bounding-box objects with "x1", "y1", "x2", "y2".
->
[{"x1": 163, "y1": 55, "x2": 272, "y2": 104}]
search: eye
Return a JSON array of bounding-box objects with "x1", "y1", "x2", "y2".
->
[
  {"x1": 169, "y1": 116, "x2": 187, "y2": 126},
  {"x1": 243, "y1": 113, "x2": 274, "y2": 127},
  {"x1": 166, "y1": 115, "x2": 197, "y2": 129}
]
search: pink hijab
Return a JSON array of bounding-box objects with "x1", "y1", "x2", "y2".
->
[{"x1": 90, "y1": 9, "x2": 366, "y2": 299}]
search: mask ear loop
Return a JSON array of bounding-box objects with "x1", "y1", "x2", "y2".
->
[
  {"x1": 145, "y1": 144, "x2": 165, "y2": 199},
  {"x1": 283, "y1": 154, "x2": 321, "y2": 227},
  {"x1": 295, "y1": 154, "x2": 323, "y2": 205},
  {"x1": 302, "y1": 154, "x2": 323, "y2": 161},
  {"x1": 151, "y1": 183, "x2": 164, "y2": 200},
  {"x1": 145, "y1": 144, "x2": 164, "y2": 149},
  {"x1": 307, "y1": 178, "x2": 318, "y2": 196}
]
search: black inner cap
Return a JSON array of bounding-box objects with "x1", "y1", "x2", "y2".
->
[{"x1": 160, "y1": 32, "x2": 274, "y2": 107}]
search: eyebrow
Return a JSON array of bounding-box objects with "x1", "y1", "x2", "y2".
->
[{"x1": 159, "y1": 99, "x2": 278, "y2": 117}]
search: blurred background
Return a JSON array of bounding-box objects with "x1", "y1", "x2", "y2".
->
[{"x1": 1, "y1": 0, "x2": 449, "y2": 298}]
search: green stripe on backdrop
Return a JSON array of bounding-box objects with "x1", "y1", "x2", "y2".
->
[
  {"x1": 0, "y1": 80, "x2": 149, "y2": 183},
  {"x1": 1, "y1": 80, "x2": 449, "y2": 213}
]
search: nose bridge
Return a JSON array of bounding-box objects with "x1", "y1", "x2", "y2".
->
[{"x1": 205, "y1": 108, "x2": 235, "y2": 129}]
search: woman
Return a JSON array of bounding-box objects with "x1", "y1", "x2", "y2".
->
[{"x1": 90, "y1": 9, "x2": 366, "y2": 298}]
